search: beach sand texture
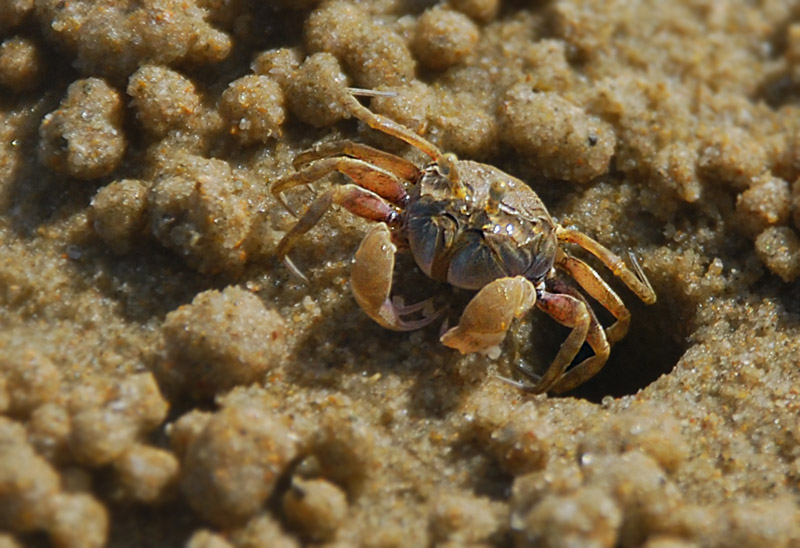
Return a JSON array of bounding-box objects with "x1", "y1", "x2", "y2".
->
[{"x1": 2, "y1": 1, "x2": 800, "y2": 546}]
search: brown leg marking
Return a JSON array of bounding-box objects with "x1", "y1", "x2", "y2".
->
[
  {"x1": 272, "y1": 156, "x2": 409, "y2": 212},
  {"x1": 520, "y1": 288, "x2": 594, "y2": 393},
  {"x1": 543, "y1": 280, "x2": 610, "y2": 394},
  {"x1": 276, "y1": 184, "x2": 396, "y2": 282}
]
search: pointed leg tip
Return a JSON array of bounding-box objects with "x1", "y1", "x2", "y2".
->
[{"x1": 283, "y1": 255, "x2": 310, "y2": 285}]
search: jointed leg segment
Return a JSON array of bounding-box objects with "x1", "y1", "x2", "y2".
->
[
  {"x1": 526, "y1": 288, "x2": 593, "y2": 393},
  {"x1": 342, "y1": 90, "x2": 443, "y2": 161},
  {"x1": 294, "y1": 140, "x2": 420, "y2": 183},
  {"x1": 272, "y1": 134, "x2": 419, "y2": 280},
  {"x1": 556, "y1": 227, "x2": 656, "y2": 304},
  {"x1": 540, "y1": 280, "x2": 609, "y2": 394},
  {"x1": 276, "y1": 184, "x2": 397, "y2": 282},
  {"x1": 272, "y1": 156, "x2": 410, "y2": 214},
  {"x1": 556, "y1": 251, "x2": 631, "y2": 344}
]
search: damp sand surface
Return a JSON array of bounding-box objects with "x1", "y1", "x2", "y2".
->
[{"x1": 2, "y1": 1, "x2": 800, "y2": 546}]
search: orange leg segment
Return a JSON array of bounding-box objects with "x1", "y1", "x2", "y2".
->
[
  {"x1": 294, "y1": 140, "x2": 420, "y2": 183},
  {"x1": 342, "y1": 91, "x2": 443, "y2": 162},
  {"x1": 556, "y1": 251, "x2": 631, "y2": 344},
  {"x1": 541, "y1": 280, "x2": 610, "y2": 394},
  {"x1": 524, "y1": 289, "x2": 593, "y2": 393},
  {"x1": 556, "y1": 227, "x2": 656, "y2": 305},
  {"x1": 272, "y1": 156, "x2": 409, "y2": 214},
  {"x1": 276, "y1": 184, "x2": 396, "y2": 282}
]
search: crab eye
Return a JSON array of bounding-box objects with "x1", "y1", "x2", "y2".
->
[
  {"x1": 439, "y1": 153, "x2": 458, "y2": 178},
  {"x1": 490, "y1": 180, "x2": 507, "y2": 201},
  {"x1": 437, "y1": 153, "x2": 470, "y2": 200},
  {"x1": 485, "y1": 180, "x2": 507, "y2": 214}
]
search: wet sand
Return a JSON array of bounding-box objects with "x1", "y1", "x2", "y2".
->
[{"x1": 1, "y1": 1, "x2": 800, "y2": 546}]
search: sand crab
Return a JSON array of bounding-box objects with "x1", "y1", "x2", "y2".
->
[{"x1": 272, "y1": 90, "x2": 656, "y2": 393}]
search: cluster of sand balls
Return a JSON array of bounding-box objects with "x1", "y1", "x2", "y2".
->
[
  {"x1": 18, "y1": 0, "x2": 793, "y2": 288},
  {"x1": 0, "y1": 345, "x2": 173, "y2": 546},
  {"x1": 4, "y1": 0, "x2": 800, "y2": 545},
  {"x1": 171, "y1": 387, "x2": 374, "y2": 545}
]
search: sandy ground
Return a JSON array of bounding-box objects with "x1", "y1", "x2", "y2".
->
[{"x1": 2, "y1": 1, "x2": 800, "y2": 546}]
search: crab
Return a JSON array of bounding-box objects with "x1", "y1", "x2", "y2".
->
[{"x1": 272, "y1": 89, "x2": 656, "y2": 394}]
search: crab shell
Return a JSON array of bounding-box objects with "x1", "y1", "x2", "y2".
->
[{"x1": 405, "y1": 159, "x2": 558, "y2": 291}]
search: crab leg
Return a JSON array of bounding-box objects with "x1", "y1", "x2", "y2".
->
[
  {"x1": 440, "y1": 276, "x2": 537, "y2": 354},
  {"x1": 272, "y1": 157, "x2": 410, "y2": 214},
  {"x1": 555, "y1": 227, "x2": 656, "y2": 304},
  {"x1": 556, "y1": 250, "x2": 631, "y2": 344},
  {"x1": 547, "y1": 326, "x2": 610, "y2": 393},
  {"x1": 539, "y1": 280, "x2": 609, "y2": 394},
  {"x1": 342, "y1": 91, "x2": 443, "y2": 161},
  {"x1": 294, "y1": 140, "x2": 420, "y2": 183},
  {"x1": 276, "y1": 184, "x2": 397, "y2": 282},
  {"x1": 525, "y1": 289, "x2": 604, "y2": 393},
  {"x1": 352, "y1": 223, "x2": 443, "y2": 331}
]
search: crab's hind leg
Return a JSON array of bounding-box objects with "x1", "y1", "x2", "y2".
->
[
  {"x1": 294, "y1": 140, "x2": 420, "y2": 183},
  {"x1": 276, "y1": 185, "x2": 397, "y2": 282},
  {"x1": 538, "y1": 280, "x2": 610, "y2": 394},
  {"x1": 556, "y1": 227, "x2": 656, "y2": 305},
  {"x1": 272, "y1": 157, "x2": 410, "y2": 214},
  {"x1": 440, "y1": 276, "x2": 537, "y2": 355},
  {"x1": 556, "y1": 250, "x2": 632, "y2": 344},
  {"x1": 352, "y1": 223, "x2": 442, "y2": 331},
  {"x1": 342, "y1": 91, "x2": 443, "y2": 161}
]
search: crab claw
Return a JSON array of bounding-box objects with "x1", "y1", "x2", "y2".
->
[
  {"x1": 441, "y1": 276, "x2": 537, "y2": 354},
  {"x1": 351, "y1": 224, "x2": 442, "y2": 331}
]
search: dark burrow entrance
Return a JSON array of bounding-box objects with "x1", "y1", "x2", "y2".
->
[
  {"x1": 508, "y1": 289, "x2": 689, "y2": 403},
  {"x1": 564, "y1": 294, "x2": 688, "y2": 401}
]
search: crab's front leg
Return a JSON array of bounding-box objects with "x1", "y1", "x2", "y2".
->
[
  {"x1": 352, "y1": 223, "x2": 442, "y2": 331},
  {"x1": 440, "y1": 276, "x2": 537, "y2": 355}
]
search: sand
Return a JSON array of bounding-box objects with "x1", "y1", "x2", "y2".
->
[{"x1": 1, "y1": 0, "x2": 800, "y2": 546}]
